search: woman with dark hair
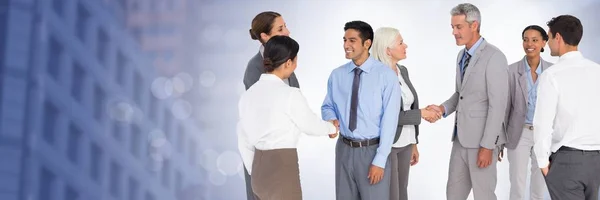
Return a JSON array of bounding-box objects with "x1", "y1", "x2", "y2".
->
[
  {"x1": 243, "y1": 11, "x2": 299, "y2": 90},
  {"x1": 237, "y1": 36, "x2": 338, "y2": 200},
  {"x1": 505, "y1": 25, "x2": 552, "y2": 200}
]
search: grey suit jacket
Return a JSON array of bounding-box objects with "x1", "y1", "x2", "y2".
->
[
  {"x1": 441, "y1": 39, "x2": 509, "y2": 149},
  {"x1": 243, "y1": 52, "x2": 300, "y2": 90},
  {"x1": 504, "y1": 57, "x2": 552, "y2": 149},
  {"x1": 394, "y1": 65, "x2": 421, "y2": 144}
]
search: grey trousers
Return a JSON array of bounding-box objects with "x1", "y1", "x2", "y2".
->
[
  {"x1": 447, "y1": 140, "x2": 499, "y2": 200},
  {"x1": 545, "y1": 148, "x2": 600, "y2": 200},
  {"x1": 507, "y1": 127, "x2": 546, "y2": 200},
  {"x1": 251, "y1": 148, "x2": 302, "y2": 200},
  {"x1": 336, "y1": 137, "x2": 391, "y2": 200},
  {"x1": 389, "y1": 145, "x2": 413, "y2": 200}
]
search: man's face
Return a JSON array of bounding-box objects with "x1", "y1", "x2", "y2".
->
[
  {"x1": 451, "y1": 15, "x2": 476, "y2": 46},
  {"x1": 343, "y1": 29, "x2": 369, "y2": 60}
]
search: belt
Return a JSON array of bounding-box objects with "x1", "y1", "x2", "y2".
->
[
  {"x1": 558, "y1": 146, "x2": 600, "y2": 153},
  {"x1": 523, "y1": 124, "x2": 534, "y2": 130},
  {"x1": 341, "y1": 136, "x2": 380, "y2": 148}
]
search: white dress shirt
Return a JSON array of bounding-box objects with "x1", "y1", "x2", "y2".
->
[
  {"x1": 237, "y1": 74, "x2": 336, "y2": 174},
  {"x1": 392, "y1": 69, "x2": 417, "y2": 148},
  {"x1": 533, "y1": 51, "x2": 600, "y2": 168}
]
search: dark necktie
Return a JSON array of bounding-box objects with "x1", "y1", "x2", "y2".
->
[
  {"x1": 349, "y1": 67, "x2": 362, "y2": 132},
  {"x1": 461, "y1": 52, "x2": 472, "y2": 81}
]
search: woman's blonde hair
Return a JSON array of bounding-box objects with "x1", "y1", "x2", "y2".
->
[{"x1": 371, "y1": 27, "x2": 401, "y2": 68}]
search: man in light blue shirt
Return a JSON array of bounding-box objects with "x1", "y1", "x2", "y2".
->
[{"x1": 321, "y1": 20, "x2": 401, "y2": 200}]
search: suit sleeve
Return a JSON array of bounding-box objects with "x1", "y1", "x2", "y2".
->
[
  {"x1": 480, "y1": 51, "x2": 509, "y2": 149},
  {"x1": 243, "y1": 63, "x2": 262, "y2": 90}
]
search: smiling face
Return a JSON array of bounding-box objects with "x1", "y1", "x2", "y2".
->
[
  {"x1": 522, "y1": 29, "x2": 547, "y2": 58},
  {"x1": 343, "y1": 29, "x2": 370, "y2": 60}
]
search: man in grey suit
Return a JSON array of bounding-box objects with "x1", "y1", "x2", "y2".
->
[{"x1": 427, "y1": 3, "x2": 509, "y2": 200}]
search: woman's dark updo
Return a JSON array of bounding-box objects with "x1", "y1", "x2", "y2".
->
[
  {"x1": 263, "y1": 36, "x2": 299, "y2": 72},
  {"x1": 522, "y1": 25, "x2": 549, "y2": 52}
]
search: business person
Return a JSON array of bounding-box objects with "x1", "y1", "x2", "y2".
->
[
  {"x1": 321, "y1": 21, "x2": 401, "y2": 200},
  {"x1": 533, "y1": 15, "x2": 600, "y2": 200},
  {"x1": 426, "y1": 3, "x2": 509, "y2": 200},
  {"x1": 244, "y1": 11, "x2": 299, "y2": 90},
  {"x1": 238, "y1": 36, "x2": 338, "y2": 200},
  {"x1": 371, "y1": 27, "x2": 441, "y2": 200},
  {"x1": 241, "y1": 11, "x2": 298, "y2": 200},
  {"x1": 505, "y1": 25, "x2": 551, "y2": 200}
]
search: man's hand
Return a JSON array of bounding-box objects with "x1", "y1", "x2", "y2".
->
[
  {"x1": 477, "y1": 147, "x2": 493, "y2": 168},
  {"x1": 421, "y1": 108, "x2": 442, "y2": 123},
  {"x1": 367, "y1": 165, "x2": 385, "y2": 185},
  {"x1": 541, "y1": 162, "x2": 550, "y2": 176},
  {"x1": 410, "y1": 144, "x2": 419, "y2": 166},
  {"x1": 328, "y1": 120, "x2": 339, "y2": 138}
]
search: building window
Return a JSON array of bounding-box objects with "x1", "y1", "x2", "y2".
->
[
  {"x1": 128, "y1": 177, "x2": 139, "y2": 200},
  {"x1": 47, "y1": 36, "x2": 62, "y2": 80},
  {"x1": 176, "y1": 124, "x2": 185, "y2": 153},
  {"x1": 76, "y1": 3, "x2": 89, "y2": 42},
  {"x1": 188, "y1": 140, "x2": 197, "y2": 166},
  {"x1": 97, "y1": 29, "x2": 109, "y2": 66},
  {"x1": 71, "y1": 63, "x2": 85, "y2": 103},
  {"x1": 43, "y1": 101, "x2": 58, "y2": 145},
  {"x1": 94, "y1": 85, "x2": 106, "y2": 121},
  {"x1": 144, "y1": 192, "x2": 155, "y2": 200},
  {"x1": 133, "y1": 72, "x2": 143, "y2": 105},
  {"x1": 52, "y1": 0, "x2": 64, "y2": 17},
  {"x1": 38, "y1": 167, "x2": 55, "y2": 200},
  {"x1": 163, "y1": 110, "x2": 171, "y2": 140},
  {"x1": 116, "y1": 51, "x2": 127, "y2": 86},
  {"x1": 109, "y1": 161, "x2": 122, "y2": 198},
  {"x1": 90, "y1": 143, "x2": 103, "y2": 183},
  {"x1": 161, "y1": 160, "x2": 170, "y2": 188},
  {"x1": 130, "y1": 124, "x2": 141, "y2": 158},
  {"x1": 149, "y1": 96, "x2": 157, "y2": 122},
  {"x1": 111, "y1": 122, "x2": 123, "y2": 142},
  {"x1": 64, "y1": 185, "x2": 79, "y2": 200},
  {"x1": 67, "y1": 123, "x2": 82, "y2": 164},
  {"x1": 175, "y1": 170, "x2": 183, "y2": 193}
]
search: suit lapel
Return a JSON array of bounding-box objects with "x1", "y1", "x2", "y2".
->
[
  {"x1": 517, "y1": 57, "x2": 528, "y2": 104},
  {"x1": 460, "y1": 40, "x2": 487, "y2": 91},
  {"x1": 399, "y1": 66, "x2": 419, "y2": 109}
]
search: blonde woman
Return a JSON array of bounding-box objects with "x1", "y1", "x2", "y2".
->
[{"x1": 371, "y1": 27, "x2": 441, "y2": 200}]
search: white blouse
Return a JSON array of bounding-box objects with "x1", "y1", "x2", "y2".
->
[
  {"x1": 392, "y1": 68, "x2": 417, "y2": 148},
  {"x1": 237, "y1": 74, "x2": 336, "y2": 174}
]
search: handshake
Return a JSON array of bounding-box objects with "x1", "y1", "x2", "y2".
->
[
  {"x1": 421, "y1": 105, "x2": 445, "y2": 123},
  {"x1": 328, "y1": 120, "x2": 340, "y2": 138}
]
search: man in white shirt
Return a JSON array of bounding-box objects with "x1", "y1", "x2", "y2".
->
[{"x1": 533, "y1": 15, "x2": 600, "y2": 200}]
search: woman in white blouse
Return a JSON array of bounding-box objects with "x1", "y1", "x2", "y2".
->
[
  {"x1": 371, "y1": 27, "x2": 441, "y2": 200},
  {"x1": 237, "y1": 35, "x2": 338, "y2": 200}
]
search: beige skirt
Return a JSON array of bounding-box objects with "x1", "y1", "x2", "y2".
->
[{"x1": 251, "y1": 148, "x2": 302, "y2": 200}]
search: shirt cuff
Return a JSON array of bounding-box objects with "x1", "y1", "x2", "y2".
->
[
  {"x1": 371, "y1": 153, "x2": 388, "y2": 169},
  {"x1": 537, "y1": 158, "x2": 549, "y2": 169},
  {"x1": 442, "y1": 105, "x2": 448, "y2": 118}
]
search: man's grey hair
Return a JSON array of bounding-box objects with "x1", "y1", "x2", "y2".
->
[{"x1": 450, "y1": 3, "x2": 481, "y2": 32}]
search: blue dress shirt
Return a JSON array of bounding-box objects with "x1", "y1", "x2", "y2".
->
[{"x1": 321, "y1": 56, "x2": 401, "y2": 168}]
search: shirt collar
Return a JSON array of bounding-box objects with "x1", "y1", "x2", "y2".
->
[
  {"x1": 465, "y1": 37, "x2": 484, "y2": 56},
  {"x1": 558, "y1": 51, "x2": 583, "y2": 62},
  {"x1": 259, "y1": 73, "x2": 286, "y2": 84},
  {"x1": 346, "y1": 56, "x2": 376, "y2": 74},
  {"x1": 524, "y1": 58, "x2": 543, "y2": 74},
  {"x1": 260, "y1": 45, "x2": 265, "y2": 58}
]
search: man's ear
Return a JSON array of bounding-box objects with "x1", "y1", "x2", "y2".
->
[{"x1": 364, "y1": 39, "x2": 372, "y2": 50}]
